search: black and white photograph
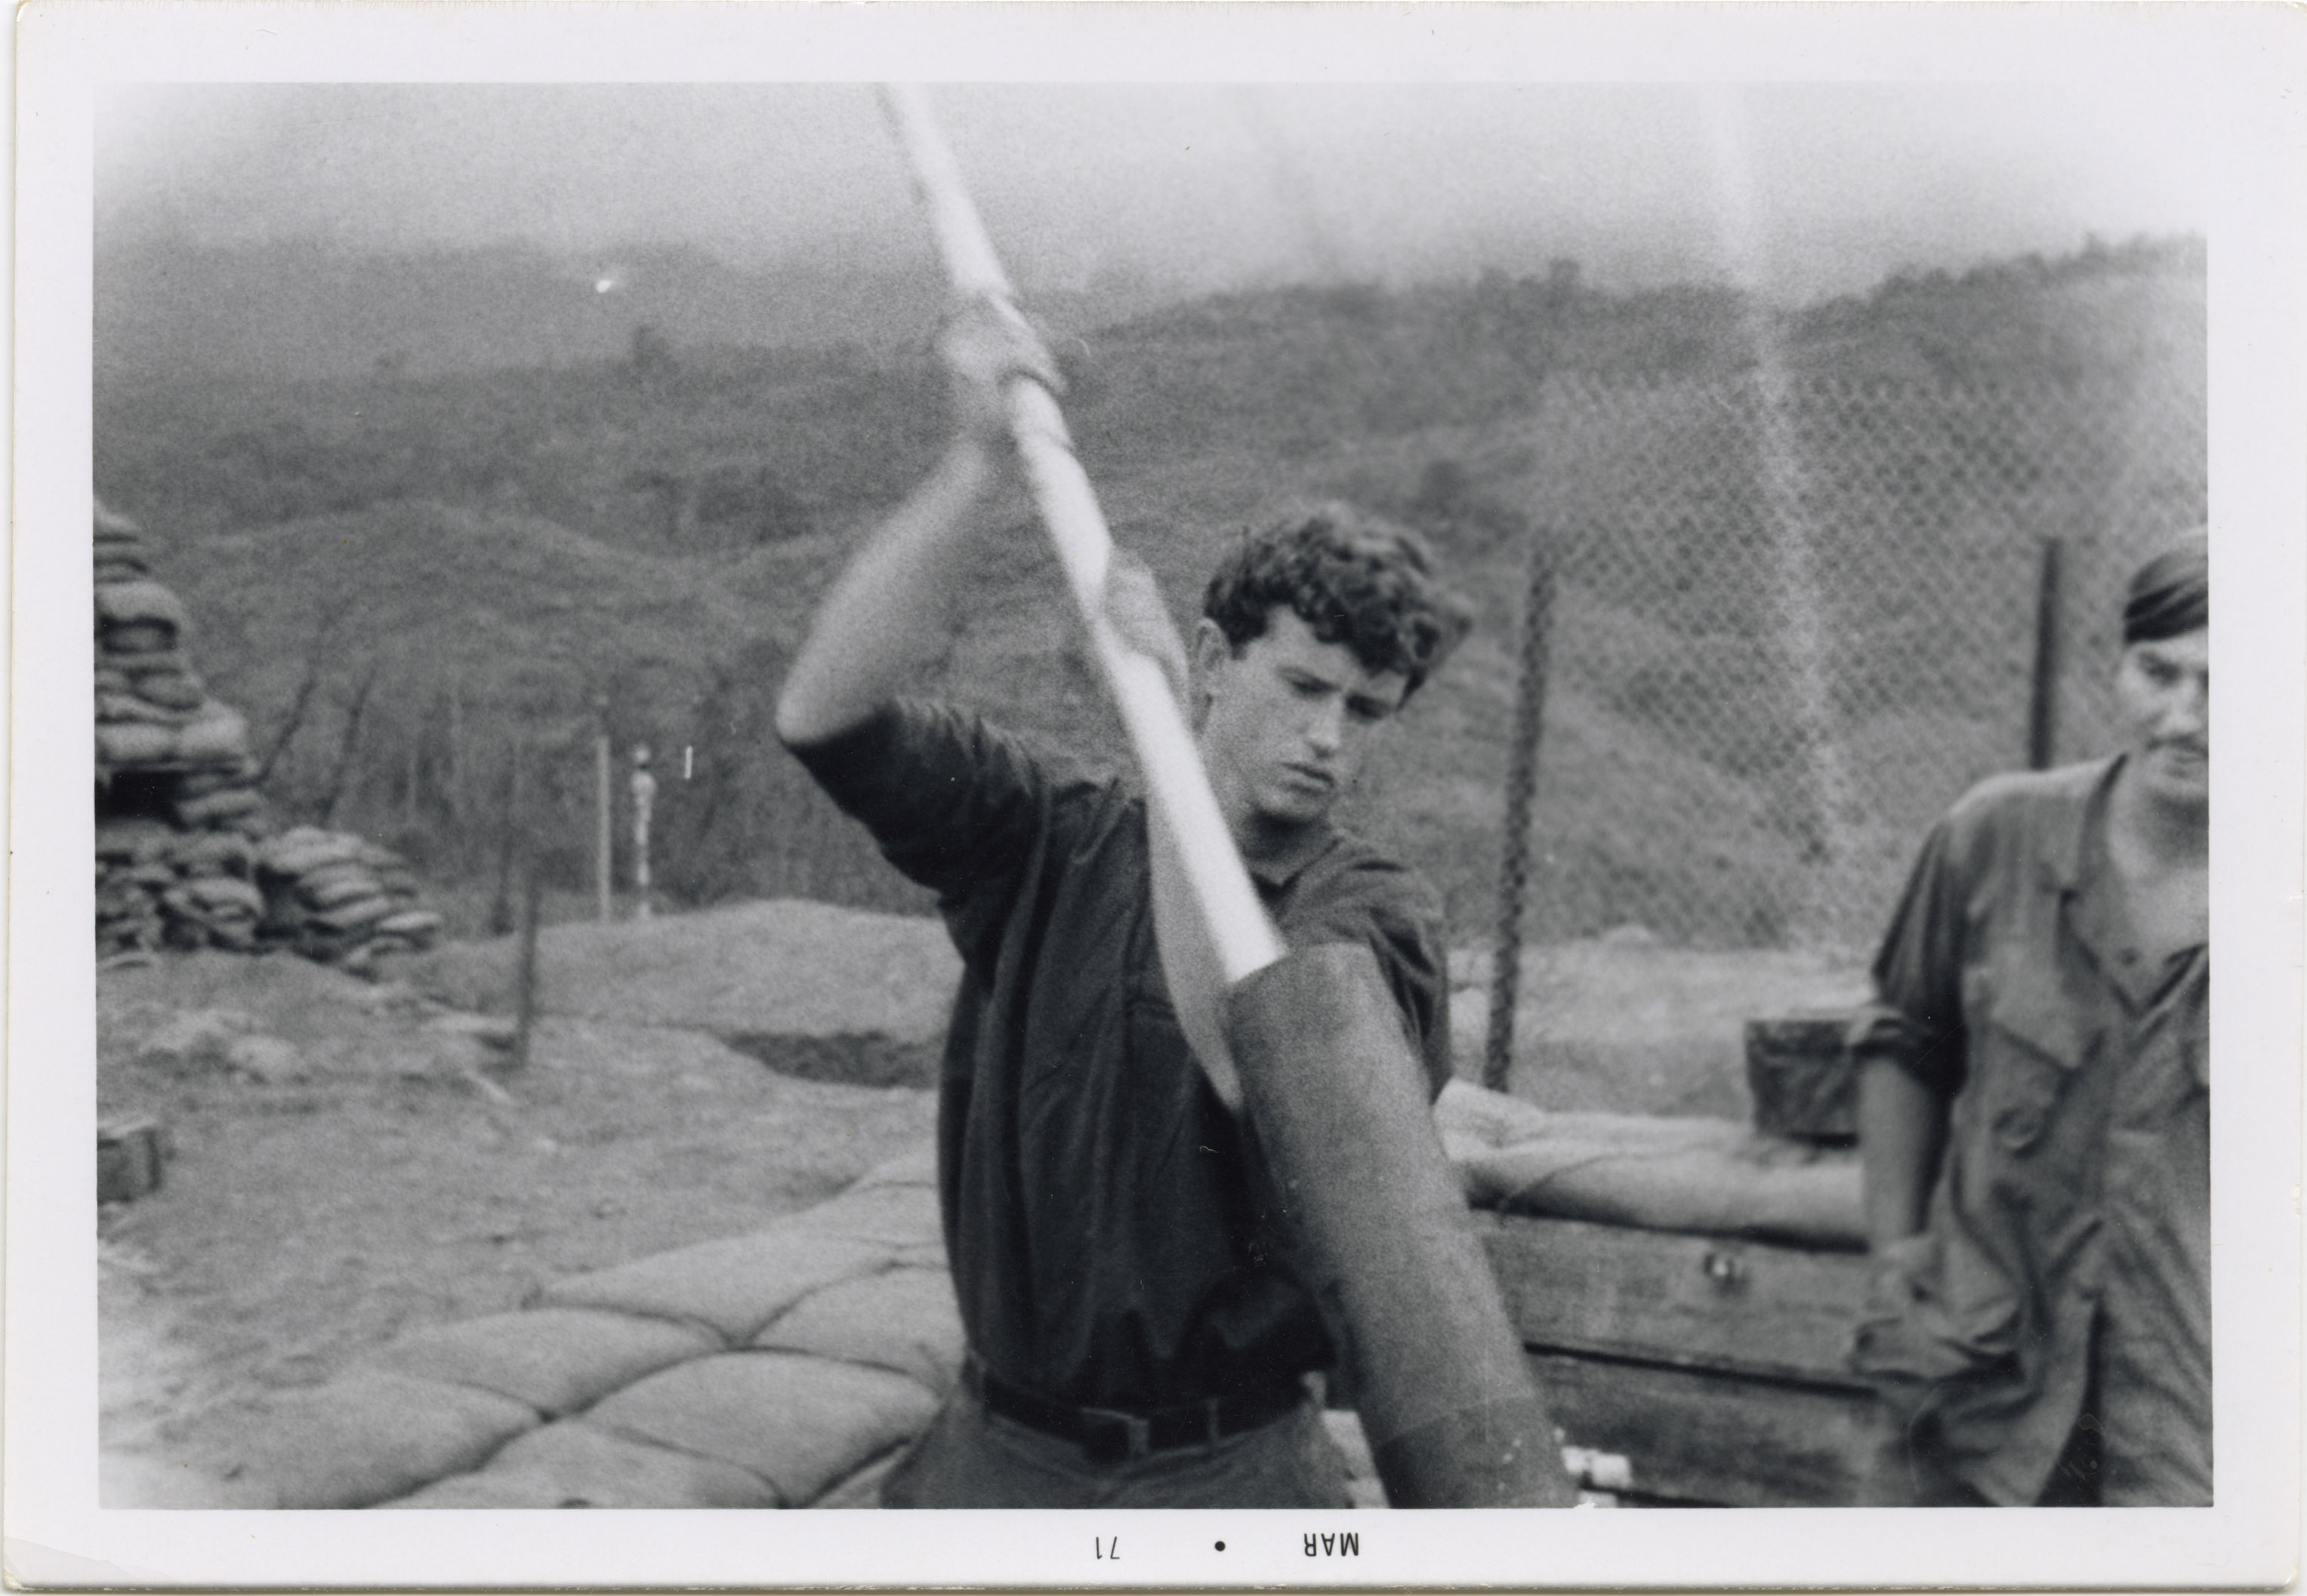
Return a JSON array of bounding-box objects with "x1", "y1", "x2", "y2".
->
[{"x1": 10, "y1": 4, "x2": 2304, "y2": 1588}]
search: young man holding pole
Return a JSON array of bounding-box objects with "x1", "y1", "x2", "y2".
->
[{"x1": 773, "y1": 306, "x2": 1507, "y2": 1508}]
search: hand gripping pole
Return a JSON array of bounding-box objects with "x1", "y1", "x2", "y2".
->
[{"x1": 881, "y1": 84, "x2": 1281, "y2": 1106}]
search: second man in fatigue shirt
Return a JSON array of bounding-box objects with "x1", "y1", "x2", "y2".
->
[
  {"x1": 1850, "y1": 535, "x2": 2210, "y2": 1506},
  {"x1": 775, "y1": 307, "x2": 1472, "y2": 1508}
]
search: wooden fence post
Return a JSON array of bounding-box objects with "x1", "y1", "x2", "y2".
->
[
  {"x1": 594, "y1": 695, "x2": 613, "y2": 923},
  {"x1": 1485, "y1": 525, "x2": 1556, "y2": 1092},
  {"x1": 510, "y1": 844, "x2": 543, "y2": 1074},
  {"x1": 2026, "y1": 535, "x2": 2064, "y2": 771},
  {"x1": 487, "y1": 740, "x2": 523, "y2": 938}
]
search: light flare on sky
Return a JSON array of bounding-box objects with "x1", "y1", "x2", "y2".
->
[{"x1": 95, "y1": 82, "x2": 2207, "y2": 303}]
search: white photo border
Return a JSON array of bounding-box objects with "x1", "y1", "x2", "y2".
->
[{"x1": 9, "y1": 3, "x2": 2302, "y2": 1588}]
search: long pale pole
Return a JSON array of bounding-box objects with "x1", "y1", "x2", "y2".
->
[
  {"x1": 880, "y1": 85, "x2": 1569, "y2": 1508},
  {"x1": 881, "y1": 85, "x2": 1282, "y2": 1105}
]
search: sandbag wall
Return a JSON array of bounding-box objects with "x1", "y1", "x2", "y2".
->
[{"x1": 93, "y1": 502, "x2": 442, "y2": 970}]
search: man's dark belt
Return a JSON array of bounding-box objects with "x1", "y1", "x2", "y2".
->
[{"x1": 964, "y1": 1355, "x2": 1305, "y2": 1465}]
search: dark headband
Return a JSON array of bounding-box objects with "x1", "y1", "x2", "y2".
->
[{"x1": 2123, "y1": 531, "x2": 2208, "y2": 645}]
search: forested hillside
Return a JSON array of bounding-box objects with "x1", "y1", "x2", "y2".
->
[{"x1": 94, "y1": 233, "x2": 2204, "y2": 946}]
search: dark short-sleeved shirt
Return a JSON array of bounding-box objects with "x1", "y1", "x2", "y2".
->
[
  {"x1": 1847, "y1": 756, "x2": 2210, "y2": 1505},
  {"x1": 788, "y1": 701, "x2": 1453, "y2": 1412}
]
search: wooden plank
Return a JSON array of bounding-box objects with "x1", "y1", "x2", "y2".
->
[
  {"x1": 1479, "y1": 1212, "x2": 1873, "y2": 1384},
  {"x1": 1528, "y1": 1351, "x2": 1887, "y2": 1508}
]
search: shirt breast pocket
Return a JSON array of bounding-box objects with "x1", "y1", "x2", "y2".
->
[{"x1": 1966, "y1": 966, "x2": 2087, "y2": 1156}]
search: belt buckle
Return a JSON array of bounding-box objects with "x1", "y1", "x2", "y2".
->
[
  {"x1": 1118, "y1": 1410, "x2": 1153, "y2": 1461},
  {"x1": 1080, "y1": 1405, "x2": 1153, "y2": 1463}
]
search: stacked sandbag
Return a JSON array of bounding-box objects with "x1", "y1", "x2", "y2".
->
[
  {"x1": 93, "y1": 498, "x2": 152, "y2": 584},
  {"x1": 96, "y1": 812, "x2": 270, "y2": 958},
  {"x1": 255, "y1": 827, "x2": 445, "y2": 970},
  {"x1": 92, "y1": 510, "x2": 257, "y2": 787},
  {"x1": 94, "y1": 818, "x2": 174, "y2": 956},
  {"x1": 93, "y1": 501, "x2": 273, "y2": 959},
  {"x1": 91, "y1": 500, "x2": 438, "y2": 969}
]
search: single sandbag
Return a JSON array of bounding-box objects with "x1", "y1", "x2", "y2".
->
[
  {"x1": 541, "y1": 1230, "x2": 891, "y2": 1343},
  {"x1": 781, "y1": 1183, "x2": 942, "y2": 1251},
  {"x1": 260, "y1": 833, "x2": 366, "y2": 877},
  {"x1": 184, "y1": 877, "x2": 265, "y2": 916},
  {"x1": 95, "y1": 580, "x2": 189, "y2": 633},
  {"x1": 375, "y1": 1419, "x2": 776, "y2": 1510},
  {"x1": 116, "y1": 648, "x2": 189, "y2": 679},
  {"x1": 313, "y1": 893, "x2": 400, "y2": 932},
  {"x1": 301, "y1": 870, "x2": 386, "y2": 910},
  {"x1": 101, "y1": 621, "x2": 177, "y2": 656},
  {"x1": 163, "y1": 1370, "x2": 539, "y2": 1510},
  {"x1": 160, "y1": 890, "x2": 254, "y2": 935},
  {"x1": 98, "y1": 880, "x2": 152, "y2": 917},
  {"x1": 97, "y1": 691, "x2": 194, "y2": 726},
  {"x1": 174, "y1": 787, "x2": 264, "y2": 828},
  {"x1": 96, "y1": 818, "x2": 177, "y2": 863},
  {"x1": 171, "y1": 831, "x2": 254, "y2": 877},
  {"x1": 587, "y1": 1352, "x2": 937, "y2": 1508},
  {"x1": 136, "y1": 672, "x2": 206, "y2": 711},
  {"x1": 288, "y1": 858, "x2": 372, "y2": 895},
  {"x1": 362, "y1": 1309, "x2": 720, "y2": 1419},
  {"x1": 375, "y1": 909, "x2": 444, "y2": 939},
  {"x1": 95, "y1": 722, "x2": 175, "y2": 766},
  {"x1": 174, "y1": 703, "x2": 250, "y2": 764},
  {"x1": 176, "y1": 762, "x2": 258, "y2": 798},
  {"x1": 754, "y1": 1266, "x2": 965, "y2": 1392}
]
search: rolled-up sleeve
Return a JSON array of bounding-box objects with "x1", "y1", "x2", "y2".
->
[
  {"x1": 785, "y1": 701, "x2": 1063, "y2": 970},
  {"x1": 1286, "y1": 861, "x2": 1454, "y2": 1101},
  {"x1": 1849, "y1": 815, "x2": 1970, "y2": 1098}
]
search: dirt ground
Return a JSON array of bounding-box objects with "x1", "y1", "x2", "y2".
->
[
  {"x1": 94, "y1": 899, "x2": 1866, "y2": 1497},
  {"x1": 95, "y1": 913, "x2": 945, "y2": 1493}
]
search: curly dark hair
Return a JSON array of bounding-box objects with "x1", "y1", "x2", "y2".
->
[{"x1": 1201, "y1": 506, "x2": 1473, "y2": 699}]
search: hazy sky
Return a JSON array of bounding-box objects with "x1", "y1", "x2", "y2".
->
[{"x1": 97, "y1": 81, "x2": 2208, "y2": 301}]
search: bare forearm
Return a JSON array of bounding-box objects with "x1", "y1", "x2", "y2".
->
[
  {"x1": 774, "y1": 441, "x2": 1001, "y2": 744},
  {"x1": 1855, "y1": 1058, "x2": 1947, "y2": 1246}
]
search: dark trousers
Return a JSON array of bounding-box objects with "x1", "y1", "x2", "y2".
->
[{"x1": 881, "y1": 1386, "x2": 1356, "y2": 1508}]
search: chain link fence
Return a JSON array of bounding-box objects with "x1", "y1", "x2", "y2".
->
[{"x1": 1487, "y1": 363, "x2": 2207, "y2": 961}]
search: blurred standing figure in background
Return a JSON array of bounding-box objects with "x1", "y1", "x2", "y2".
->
[{"x1": 1849, "y1": 531, "x2": 2210, "y2": 1506}]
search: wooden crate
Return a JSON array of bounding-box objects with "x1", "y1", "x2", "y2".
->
[
  {"x1": 98, "y1": 1116, "x2": 171, "y2": 1204},
  {"x1": 1479, "y1": 1210, "x2": 1886, "y2": 1505}
]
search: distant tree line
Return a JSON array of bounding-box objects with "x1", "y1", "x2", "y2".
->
[{"x1": 95, "y1": 233, "x2": 2203, "y2": 938}]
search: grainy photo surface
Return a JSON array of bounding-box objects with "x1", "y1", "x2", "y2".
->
[{"x1": 12, "y1": 5, "x2": 2302, "y2": 1589}]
